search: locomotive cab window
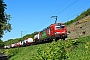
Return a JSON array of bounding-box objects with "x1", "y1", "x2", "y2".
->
[
  {"x1": 55, "y1": 25, "x2": 65, "y2": 30},
  {"x1": 60, "y1": 25, "x2": 65, "y2": 28},
  {"x1": 55, "y1": 26, "x2": 60, "y2": 30}
]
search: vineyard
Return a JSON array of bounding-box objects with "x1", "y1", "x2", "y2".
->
[{"x1": 0, "y1": 36, "x2": 90, "y2": 60}]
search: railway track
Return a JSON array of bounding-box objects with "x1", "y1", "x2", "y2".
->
[{"x1": 0, "y1": 52, "x2": 8, "y2": 60}]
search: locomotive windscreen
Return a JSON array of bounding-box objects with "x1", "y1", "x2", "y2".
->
[
  {"x1": 55, "y1": 23, "x2": 65, "y2": 30},
  {"x1": 60, "y1": 25, "x2": 65, "y2": 28}
]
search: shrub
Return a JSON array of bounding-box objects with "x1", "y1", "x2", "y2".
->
[
  {"x1": 4, "y1": 48, "x2": 21, "y2": 59},
  {"x1": 36, "y1": 40, "x2": 68, "y2": 60}
]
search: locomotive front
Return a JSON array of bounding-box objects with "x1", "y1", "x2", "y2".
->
[{"x1": 54, "y1": 23, "x2": 67, "y2": 40}]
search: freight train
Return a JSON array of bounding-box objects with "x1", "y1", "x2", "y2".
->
[{"x1": 4, "y1": 23, "x2": 67, "y2": 48}]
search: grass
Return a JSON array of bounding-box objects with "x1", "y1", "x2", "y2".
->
[
  {"x1": 9, "y1": 43, "x2": 50, "y2": 60},
  {"x1": 0, "y1": 36, "x2": 90, "y2": 60},
  {"x1": 67, "y1": 36, "x2": 90, "y2": 60}
]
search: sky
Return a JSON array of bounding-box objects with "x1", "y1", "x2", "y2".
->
[{"x1": 2, "y1": 0, "x2": 90, "y2": 41}]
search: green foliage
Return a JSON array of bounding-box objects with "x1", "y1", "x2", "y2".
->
[
  {"x1": 9, "y1": 44, "x2": 47, "y2": 60},
  {"x1": 67, "y1": 36, "x2": 90, "y2": 60},
  {"x1": 0, "y1": 0, "x2": 12, "y2": 38},
  {"x1": 4, "y1": 38, "x2": 22, "y2": 46},
  {"x1": 69, "y1": 39, "x2": 79, "y2": 47},
  {"x1": 36, "y1": 40, "x2": 68, "y2": 60},
  {"x1": 4, "y1": 48, "x2": 22, "y2": 59},
  {"x1": 4, "y1": 31, "x2": 38, "y2": 45},
  {"x1": 23, "y1": 31, "x2": 38, "y2": 39},
  {"x1": 0, "y1": 36, "x2": 90, "y2": 60},
  {"x1": 0, "y1": 39, "x2": 4, "y2": 48},
  {"x1": 65, "y1": 8, "x2": 90, "y2": 26}
]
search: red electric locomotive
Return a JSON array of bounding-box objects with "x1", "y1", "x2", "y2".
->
[{"x1": 34, "y1": 23, "x2": 67, "y2": 43}]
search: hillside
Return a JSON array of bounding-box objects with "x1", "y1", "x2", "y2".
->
[
  {"x1": 67, "y1": 15, "x2": 90, "y2": 39},
  {"x1": 0, "y1": 35, "x2": 90, "y2": 60}
]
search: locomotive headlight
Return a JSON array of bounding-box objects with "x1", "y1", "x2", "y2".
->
[
  {"x1": 62, "y1": 31, "x2": 65, "y2": 33},
  {"x1": 55, "y1": 32, "x2": 60, "y2": 34},
  {"x1": 55, "y1": 32, "x2": 57, "y2": 34}
]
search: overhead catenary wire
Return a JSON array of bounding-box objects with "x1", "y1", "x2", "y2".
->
[
  {"x1": 63, "y1": 0, "x2": 90, "y2": 22},
  {"x1": 61, "y1": 1, "x2": 90, "y2": 38},
  {"x1": 56, "y1": 0, "x2": 79, "y2": 15},
  {"x1": 21, "y1": 31, "x2": 28, "y2": 38},
  {"x1": 41, "y1": 0, "x2": 90, "y2": 29},
  {"x1": 40, "y1": 0, "x2": 79, "y2": 26},
  {"x1": 33, "y1": 0, "x2": 74, "y2": 31},
  {"x1": 51, "y1": 0, "x2": 69, "y2": 15},
  {"x1": 30, "y1": 0, "x2": 88, "y2": 33}
]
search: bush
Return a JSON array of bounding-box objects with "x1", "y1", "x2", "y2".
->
[
  {"x1": 36, "y1": 40, "x2": 68, "y2": 60},
  {"x1": 4, "y1": 48, "x2": 21, "y2": 59}
]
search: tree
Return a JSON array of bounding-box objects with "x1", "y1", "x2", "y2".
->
[
  {"x1": 0, "y1": 39, "x2": 4, "y2": 48},
  {"x1": 0, "y1": 0, "x2": 12, "y2": 38}
]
